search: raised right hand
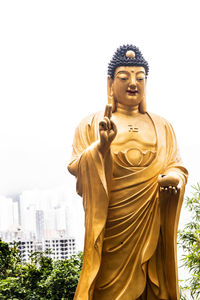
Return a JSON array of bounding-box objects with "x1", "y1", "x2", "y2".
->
[{"x1": 98, "y1": 104, "x2": 117, "y2": 156}]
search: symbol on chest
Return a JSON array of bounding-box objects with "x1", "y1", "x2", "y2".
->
[{"x1": 128, "y1": 125, "x2": 139, "y2": 132}]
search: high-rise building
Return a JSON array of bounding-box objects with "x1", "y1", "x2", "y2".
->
[
  {"x1": 0, "y1": 187, "x2": 79, "y2": 260},
  {"x1": 36, "y1": 210, "x2": 44, "y2": 241},
  {"x1": 18, "y1": 240, "x2": 35, "y2": 262},
  {"x1": 12, "y1": 201, "x2": 19, "y2": 228},
  {"x1": 7, "y1": 237, "x2": 76, "y2": 262},
  {"x1": 44, "y1": 238, "x2": 76, "y2": 260},
  {"x1": 20, "y1": 192, "x2": 37, "y2": 234}
]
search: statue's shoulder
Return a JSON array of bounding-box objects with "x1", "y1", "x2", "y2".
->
[
  {"x1": 77, "y1": 111, "x2": 104, "y2": 129},
  {"x1": 147, "y1": 112, "x2": 172, "y2": 128}
]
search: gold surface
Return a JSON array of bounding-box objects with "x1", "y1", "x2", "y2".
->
[
  {"x1": 126, "y1": 50, "x2": 136, "y2": 58},
  {"x1": 68, "y1": 66, "x2": 188, "y2": 300}
]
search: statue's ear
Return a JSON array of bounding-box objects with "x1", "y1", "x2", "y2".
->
[
  {"x1": 107, "y1": 75, "x2": 113, "y2": 96},
  {"x1": 139, "y1": 78, "x2": 147, "y2": 114},
  {"x1": 107, "y1": 76, "x2": 116, "y2": 112}
]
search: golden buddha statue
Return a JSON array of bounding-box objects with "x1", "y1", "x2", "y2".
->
[{"x1": 68, "y1": 45, "x2": 188, "y2": 300}]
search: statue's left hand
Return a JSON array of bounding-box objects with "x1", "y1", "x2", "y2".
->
[{"x1": 158, "y1": 172, "x2": 181, "y2": 194}]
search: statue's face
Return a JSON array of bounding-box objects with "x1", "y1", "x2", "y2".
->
[{"x1": 112, "y1": 66, "x2": 146, "y2": 107}]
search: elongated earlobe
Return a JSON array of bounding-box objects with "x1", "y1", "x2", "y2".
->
[
  {"x1": 139, "y1": 96, "x2": 147, "y2": 113},
  {"x1": 107, "y1": 76, "x2": 116, "y2": 112},
  {"x1": 108, "y1": 95, "x2": 116, "y2": 112},
  {"x1": 139, "y1": 79, "x2": 147, "y2": 113}
]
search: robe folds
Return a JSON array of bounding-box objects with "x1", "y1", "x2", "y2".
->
[{"x1": 68, "y1": 111, "x2": 188, "y2": 300}]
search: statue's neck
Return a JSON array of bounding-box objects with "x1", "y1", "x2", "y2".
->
[{"x1": 115, "y1": 103, "x2": 139, "y2": 116}]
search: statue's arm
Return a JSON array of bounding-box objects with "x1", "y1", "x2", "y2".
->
[
  {"x1": 158, "y1": 119, "x2": 188, "y2": 194},
  {"x1": 157, "y1": 120, "x2": 187, "y2": 299},
  {"x1": 68, "y1": 114, "x2": 96, "y2": 177},
  {"x1": 68, "y1": 105, "x2": 117, "y2": 177}
]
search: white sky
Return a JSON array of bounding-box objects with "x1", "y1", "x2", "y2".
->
[{"x1": 0, "y1": 0, "x2": 200, "y2": 275}]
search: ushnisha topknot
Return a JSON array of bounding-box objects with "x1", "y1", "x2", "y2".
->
[{"x1": 108, "y1": 45, "x2": 149, "y2": 79}]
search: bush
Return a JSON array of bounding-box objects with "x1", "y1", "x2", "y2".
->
[
  {"x1": 0, "y1": 239, "x2": 82, "y2": 299},
  {"x1": 178, "y1": 183, "x2": 200, "y2": 299}
]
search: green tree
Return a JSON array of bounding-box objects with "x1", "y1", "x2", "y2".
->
[
  {"x1": 43, "y1": 253, "x2": 83, "y2": 299},
  {"x1": 0, "y1": 240, "x2": 21, "y2": 279},
  {"x1": 0, "y1": 239, "x2": 82, "y2": 299},
  {"x1": 178, "y1": 183, "x2": 200, "y2": 299}
]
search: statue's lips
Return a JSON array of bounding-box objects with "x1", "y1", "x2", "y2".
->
[{"x1": 127, "y1": 90, "x2": 138, "y2": 95}]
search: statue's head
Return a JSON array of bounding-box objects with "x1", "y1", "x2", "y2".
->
[{"x1": 107, "y1": 45, "x2": 149, "y2": 113}]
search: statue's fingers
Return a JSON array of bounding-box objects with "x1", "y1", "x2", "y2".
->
[
  {"x1": 159, "y1": 186, "x2": 165, "y2": 192},
  {"x1": 160, "y1": 185, "x2": 178, "y2": 195},
  {"x1": 172, "y1": 186, "x2": 178, "y2": 194},
  {"x1": 168, "y1": 185, "x2": 173, "y2": 193},
  {"x1": 104, "y1": 116, "x2": 111, "y2": 130},
  {"x1": 110, "y1": 120, "x2": 117, "y2": 134},
  {"x1": 104, "y1": 104, "x2": 112, "y2": 119},
  {"x1": 99, "y1": 120, "x2": 107, "y2": 131}
]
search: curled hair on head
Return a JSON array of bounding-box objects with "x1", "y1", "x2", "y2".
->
[{"x1": 108, "y1": 44, "x2": 149, "y2": 79}]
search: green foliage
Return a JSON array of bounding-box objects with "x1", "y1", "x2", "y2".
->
[
  {"x1": 178, "y1": 183, "x2": 200, "y2": 299},
  {"x1": 43, "y1": 254, "x2": 83, "y2": 299},
  {"x1": 0, "y1": 240, "x2": 21, "y2": 279},
  {"x1": 0, "y1": 239, "x2": 83, "y2": 299}
]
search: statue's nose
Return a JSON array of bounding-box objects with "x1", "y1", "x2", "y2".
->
[{"x1": 129, "y1": 76, "x2": 137, "y2": 89}]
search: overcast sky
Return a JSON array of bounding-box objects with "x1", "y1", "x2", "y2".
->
[{"x1": 1, "y1": 0, "x2": 200, "y2": 267}]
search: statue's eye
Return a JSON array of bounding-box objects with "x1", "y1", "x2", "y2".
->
[
  {"x1": 118, "y1": 76, "x2": 128, "y2": 81},
  {"x1": 137, "y1": 77, "x2": 144, "y2": 81}
]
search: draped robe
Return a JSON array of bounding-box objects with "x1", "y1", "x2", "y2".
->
[{"x1": 68, "y1": 111, "x2": 188, "y2": 300}]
